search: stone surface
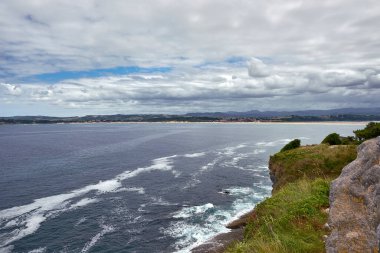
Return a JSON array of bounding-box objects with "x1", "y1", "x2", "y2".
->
[{"x1": 326, "y1": 137, "x2": 380, "y2": 253}]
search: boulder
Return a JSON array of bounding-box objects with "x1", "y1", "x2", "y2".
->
[{"x1": 326, "y1": 137, "x2": 380, "y2": 253}]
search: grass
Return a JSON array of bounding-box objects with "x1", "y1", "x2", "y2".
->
[
  {"x1": 226, "y1": 179, "x2": 330, "y2": 253},
  {"x1": 270, "y1": 144, "x2": 357, "y2": 192},
  {"x1": 225, "y1": 144, "x2": 358, "y2": 253}
]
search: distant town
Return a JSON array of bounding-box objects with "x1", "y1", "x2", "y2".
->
[{"x1": 1, "y1": 108, "x2": 380, "y2": 124}]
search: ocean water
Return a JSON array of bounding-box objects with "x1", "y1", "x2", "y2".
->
[{"x1": 0, "y1": 122, "x2": 364, "y2": 253}]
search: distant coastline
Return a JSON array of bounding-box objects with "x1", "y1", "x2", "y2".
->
[
  {"x1": 0, "y1": 113, "x2": 379, "y2": 125},
  {"x1": 0, "y1": 120, "x2": 372, "y2": 126}
]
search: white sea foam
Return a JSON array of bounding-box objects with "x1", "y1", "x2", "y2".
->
[
  {"x1": 252, "y1": 149, "x2": 266, "y2": 154},
  {"x1": 166, "y1": 203, "x2": 229, "y2": 252},
  {"x1": 167, "y1": 183, "x2": 272, "y2": 252},
  {"x1": 113, "y1": 187, "x2": 145, "y2": 194},
  {"x1": 183, "y1": 152, "x2": 205, "y2": 158},
  {"x1": 117, "y1": 155, "x2": 176, "y2": 181},
  {"x1": 28, "y1": 247, "x2": 47, "y2": 253},
  {"x1": 0, "y1": 155, "x2": 177, "y2": 248},
  {"x1": 149, "y1": 196, "x2": 174, "y2": 206},
  {"x1": 173, "y1": 203, "x2": 214, "y2": 219},
  {"x1": 218, "y1": 144, "x2": 246, "y2": 156},
  {"x1": 75, "y1": 217, "x2": 87, "y2": 226},
  {"x1": 70, "y1": 198, "x2": 99, "y2": 209},
  {"x1": 256, "y1": 138, "x2": 292, "y2": 147},
  {"x1": 0, "y1": 245, "x2": 14, "y2": 253},
  {"x1": 183, "y1": 143, "x2": 253, "y2": 190},
  {"x1": 80, "y1": 224, "x2": 115, "y2": 253}
]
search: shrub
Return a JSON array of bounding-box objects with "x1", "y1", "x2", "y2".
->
[
  {"x1": 354, "y1": 122, "x2": 380, "y2": 141},
  {"x1": 321, "y1": 133, "x2": 342, "y2": 145},
  {"x1": 280, "y1": 139, "x2": 300, "y2": 152}
]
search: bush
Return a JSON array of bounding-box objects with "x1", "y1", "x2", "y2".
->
[
  {"x1": 354, "y1": 122, "x2": 380, "y2": 141},
  {"x1": 321, "y1": 133, "x2": 342, "y2": 145},
  {"x1": 280, "y1": 139, "x2": 300, "y2": 152}
]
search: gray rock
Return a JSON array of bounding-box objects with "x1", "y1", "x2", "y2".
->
[{"x1": 326, "y1": 137, "x2": 380, "y2": 253}]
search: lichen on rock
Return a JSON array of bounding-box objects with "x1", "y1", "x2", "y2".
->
[{"x1": 326, "y1": 137, "x2": 380, "y2": 253}]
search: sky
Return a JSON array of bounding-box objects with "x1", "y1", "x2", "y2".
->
[{"x1": 1, "y1": 0, "x2": 380, "y2": 116}]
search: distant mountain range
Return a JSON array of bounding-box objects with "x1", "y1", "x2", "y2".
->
[
  {"x1": 185, "y1": 107, "x2": 380, "y2": 118},
  {"x1": 1, "y1": 107, "x2": 380, "y2": 124}
]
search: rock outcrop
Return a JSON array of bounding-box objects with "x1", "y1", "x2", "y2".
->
[{"x1": 326, "y1": 137, "x2": 380, "y2": 253}]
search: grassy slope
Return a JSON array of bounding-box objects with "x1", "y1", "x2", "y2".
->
[
  {"x1": 270, "y1": 144, "x2": 357, "y2": 192},
  {"x1": 226, "y1": 144, "x2": 357, "y2": 253}
]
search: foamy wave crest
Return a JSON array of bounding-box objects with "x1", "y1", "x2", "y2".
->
[
  {"x1": 218, "y1": 144, "x2": 247, "y2": 156},
  {"x1": 75, "y1": 217, "x2": 87, "y2": 226},
  {"x1": 0, "y1": 245, "x2": 13, "y2": 253},
  {"x1": 80, "y1": 224, "x2": 115, "y2": 253},
  {"x1": 113, "y1": 187, "x2": 145, "y2": 194},
  {"x1": 256, "y1": 138, "x2": 292, "y2": 147},
  {"x1": 0, "y1": 155, "x2": 177, "y2": 248},
  {"x1": 167, "y1": 180, "x2": 272, "y2": 252},
  {"x1": 256, "y1": 137, "x2": 310, "y2": 147},
  {"x1": 183, "y1": 143, "x2": 252, "y2": 190},
  {"x1": 252, "y1": 149, "x2": 266, "y2": 154},
  {"x1": 70, "y1": 198, "x2": 99, "y2": 209},
  {"x1": 116, "y1": 155, "x2": 176, "y2": 181},
  {"x1": 183, "y1": 152, "x2": 205, "y2": 158},
  {"x1": 165, "y1": 203, "x2": 229, "y2": 252},
  {"x1": 27, "y1": 247, "x2": 46, "y2": 253},
  {"x1": 173, "y1": 203, "x2": 214, "y2": 219}
]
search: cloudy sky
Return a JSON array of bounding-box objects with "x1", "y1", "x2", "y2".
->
[{"x1": 1, "y1": 0, "x2": 380, "y2": 116}]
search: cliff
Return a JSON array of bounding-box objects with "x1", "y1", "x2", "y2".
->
[
  {"x1": 326, "y1": 137, "x2": 380, "y2": 252},
  {"x1": 269, "y1": 144, "x2": 357, "y2": 192},
  {"x1": 226, "y1": 144, "x2": 357, "y2": 253}
]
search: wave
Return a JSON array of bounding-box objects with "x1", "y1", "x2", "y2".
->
[
  {"x1": 183, "y1": 144, "x2": 251, "y2": 189},
  {"x1": 256, "y1": 138, "x2": 292, "y2": 147},
  {"x1": 113, "y1": 187, "x2": 145, "y2": 194},
  {"x1": 173, "y1": 203, "x2": 215, "y2": 219},
  {"x1": 183, "y1": 152, "x2": 206, "y2": 158},
  {"x1": 27, "y1": 247, "x2": 46, "y2": 253},
  {"x1": 75, "y1": 217, "x2": 87, "y2": 226},
  {"x1": 166, "y1": 182, "x2": 272, "y2": 252},
  {"x1": 255, "y1": 137, "x2": 310, "y2": 147},
  {"x1": 0, "y1": 245, "x2": 13, "y2": 253},
  {"x1": 80, "y1": 224, "x2": 115, "y2": 253},
  {"x1": 0, "y1": 155, "x2": 177, "y2": 249}
]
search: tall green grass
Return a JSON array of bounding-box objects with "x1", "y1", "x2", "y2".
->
[
  {"x1": 226, "y1": 144, "x2": 357, "y2": 253},
  {"x1": 270, "y1": 144, "x2": 356, "y2": 192},
  {"x1": 227, "y1": 179, "x2": 330, "y2": 253}
]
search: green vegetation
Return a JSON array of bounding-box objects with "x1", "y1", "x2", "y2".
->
[
  {"x1": 320, "y1": 122, "x2": 380, "y2": 146},
  {"x1": 280, "y1": 139, "x2": 301, "y2": 152},
  {"x1": 321, "y1": 133, "x2": 341, "y2": 145},
  {"x1": 227, "y1": 179, "x2": 330, "y2": 253},
  {"x1": 354, "y1": 122, "x2": 380, "y2": 141},
  {"x1": 270, "y1": 144, "x2": 356, "y2": 192},
  {"x1": 226, "y1": 144, "x2": 357, "y2": 253},
  {"x1": 225, "y1": 123, "x2": 380, "y2": 252}
]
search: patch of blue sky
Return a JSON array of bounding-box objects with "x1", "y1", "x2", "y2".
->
[
  {"x1": 225, "y1": 56, "x2": 249, "y2": 65},
  {"x1": 21, "y1": 66, "x2": 172, "y2": 83},
  {"x1": 194, "y1": 56, "x2": 248, "y2": 69}
]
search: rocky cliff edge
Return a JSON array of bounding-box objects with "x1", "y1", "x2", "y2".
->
[{"x1": 326, "y1": 137, "x2": 380, "y2": 253}]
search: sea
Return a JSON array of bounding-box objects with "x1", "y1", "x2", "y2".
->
[{"x1": 0, "y1": 122, "x2": 364, "y2": 253}]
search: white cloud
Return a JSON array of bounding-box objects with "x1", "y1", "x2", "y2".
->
[
  {"x1": 1, "y1": 62, "x2": 379, "y2": 116},
  {"x1": 247, "y1": 58, "x2": 271, "y2": 78},
  {"x1": 0, "y1": 0, "x2": 380, "y2": 115}
]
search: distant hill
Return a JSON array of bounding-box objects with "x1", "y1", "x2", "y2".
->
[
  {"x1": 185, "y1": 107, "x2": 380, "y2": 118},
  {"x1": 1, "y1": 108, "x2": 380, "y2": 124}
]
